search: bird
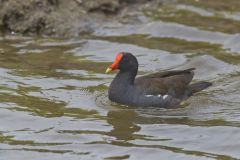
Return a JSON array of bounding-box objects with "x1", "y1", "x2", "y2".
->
[{"x1": 105, "y1": 52, "x2": 212, "y2": 108}]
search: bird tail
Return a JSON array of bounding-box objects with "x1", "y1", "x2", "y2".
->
[{"x1": 189, "y1": 81, "x2": 212, "y2": 94}]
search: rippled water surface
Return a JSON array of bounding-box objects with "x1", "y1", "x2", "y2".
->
[{"x1": 1, "y1": 1, "x2": 240, "y2": 160}]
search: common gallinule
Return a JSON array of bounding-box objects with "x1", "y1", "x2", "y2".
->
[{"x1": 106, "y1": 52, "x2": 212, "y2": 108}]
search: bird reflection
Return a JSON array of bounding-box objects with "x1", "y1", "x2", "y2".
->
[{"x1": 107, "y1": 109, "x2": 141, "y2": 141}]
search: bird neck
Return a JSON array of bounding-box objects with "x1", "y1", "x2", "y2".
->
[
  {"x1": 108, "y1": 67, "x2": 138, "y2": 104},
  {"x1": 108, "y1": 69, "x2": 137, "y2": 104},
  {"x1": 115, "y1": 68, "x2": 138, "y2": 86}
]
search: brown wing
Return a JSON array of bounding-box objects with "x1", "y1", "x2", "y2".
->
[{"x1": 134, "y1": 68, "x2": 195, "y2": 98}]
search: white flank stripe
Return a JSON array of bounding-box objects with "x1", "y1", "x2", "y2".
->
[{"x1": 163, "y1": 95, "x2": 168, "y2": 99}]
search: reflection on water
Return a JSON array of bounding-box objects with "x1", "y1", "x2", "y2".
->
[
  {"x1": 1, "y1": 1, "x2": 240, "y2": 159},
  {"x1": 107, "y1": 110, "x2": 141, "y2": 141}
]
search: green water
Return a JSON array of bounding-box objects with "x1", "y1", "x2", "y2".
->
[{"x1": 0, "y1": 1, "x2": 240, "y2": 160}]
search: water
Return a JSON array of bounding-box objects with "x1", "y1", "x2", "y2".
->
[{"x1": 0, "y1": 1, "x2": 240, "y2": 160}]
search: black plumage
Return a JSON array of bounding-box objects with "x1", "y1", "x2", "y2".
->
[{"x1": 107, "y1": 52, "x2": 212, "y2": 108}]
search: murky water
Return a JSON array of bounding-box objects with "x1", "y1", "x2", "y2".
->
[{"x1": 0, "y1": 1, "x2": 240, "y2": 160}]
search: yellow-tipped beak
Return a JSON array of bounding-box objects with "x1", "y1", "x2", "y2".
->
[{"x1": 105, "y1": 67, "x2": 112, "y2": 73}]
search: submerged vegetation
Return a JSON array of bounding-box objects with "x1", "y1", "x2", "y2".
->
[
  {"x1": 98, "y1": 34, "x2": 240, "y2": 64},
  {"x1": 145, "y1": 4, "x2": 240, "y2": 34}
]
